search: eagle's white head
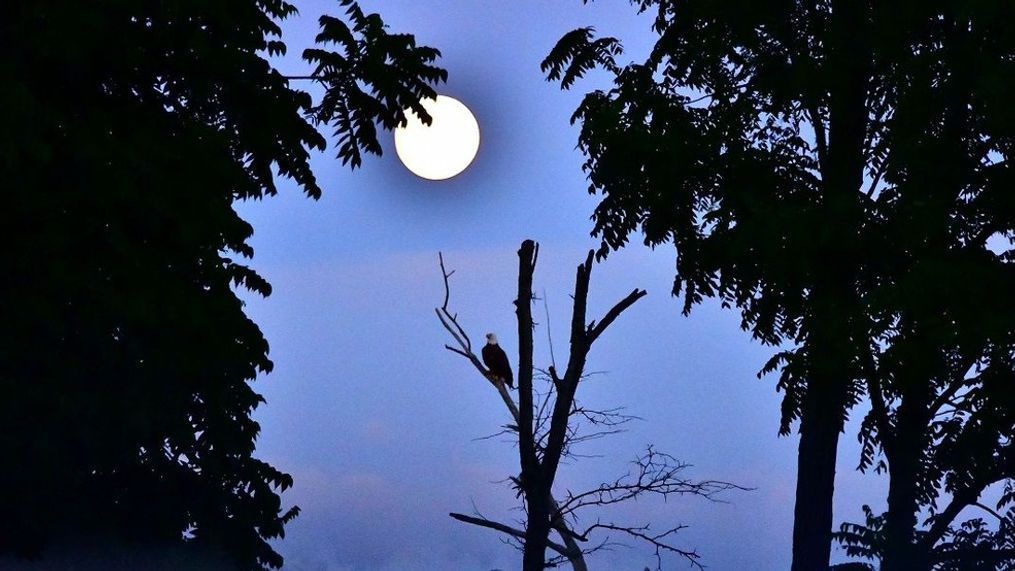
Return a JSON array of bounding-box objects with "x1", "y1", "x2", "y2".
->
[{"x1": 485, "y1": 333, "x2": 498, "y2": 345}]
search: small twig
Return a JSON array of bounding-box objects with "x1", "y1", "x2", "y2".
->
[
  {"x1": 578, "y1": 522, "x2": 702, "y2": 570},
  {"x1": 543, "y1": 288, "x2": 557, "y2": 370}
]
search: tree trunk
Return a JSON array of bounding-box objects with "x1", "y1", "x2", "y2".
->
[
  {"x1": 790, "y1": 281, "x2": 860, "y2": 571},
  {"x1": 881, "y1": 380, "x2": 932, "y2": 571},
  {"x1": 522, "y1": 490, "x2": 551, "y2": 571},
  {"x1": 515, "y1": 240, "x2": 552, "y2": 571},
  {"x1": 791, "y1": 377, "x2": 846, "y2": 571},
  {"x1": 882, "y1": 457, "x2": 921, "y2": 571},
  {"x1": 791, "y1": 1, "x2": 869, "y2": 566}
]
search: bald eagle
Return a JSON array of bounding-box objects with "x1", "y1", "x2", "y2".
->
[{"x1": 482, "y1": 333, "x2": 514, "y2": 388}]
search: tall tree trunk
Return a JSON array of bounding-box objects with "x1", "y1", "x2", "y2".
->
[
  {"x1": 791, "y1": 374, "x2": 847, "y2": 571},
  {"x1": 881, "y1": 397, "x2": 920, "y2": 571},
  {"x1": 790, "y1": 1, "x2": 869, "y2": 567},
  {"x1": 882, "y1": 374, "x2": 932, "y2": 571},
  {"x1": 789, "y1": 274, "x2": 859, "y2": 571},
  {"x1": 515, "y1": 240, "x2": 551, "y2": 571},
  {"x1": 882, "y1": 456, "x2": 921, "y2": 571}
]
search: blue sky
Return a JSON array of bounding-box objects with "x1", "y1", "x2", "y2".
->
[{"x1": 235, "y1": 1, "x2": 886, "y2": 569}]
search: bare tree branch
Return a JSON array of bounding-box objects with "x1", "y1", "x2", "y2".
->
[
  {"x1": 588, "y1": 288, "x2": 649, "y2": 345},
  {"x1": 971, "y1": 501, "x2": 1004, "y2": 523},
  {"x1": 437, "y1": 252, "x2": 520, "y2": 420},
  {"x1": 449, "y1": 512, "x2": 575, "y2": 557},
  {"x1": 542, "y1": 251, "x2": 646, "y2": 491},
  {"x1": 556, "y1": 447, "x2": 745, "y2": 519},
  {"x1": 578, "y1": 521, "x2": 703, "y2": 570}
]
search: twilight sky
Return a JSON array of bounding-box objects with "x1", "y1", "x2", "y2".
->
[{"x1": 235, "y1": 1, "x2": 886, "y2": 569}]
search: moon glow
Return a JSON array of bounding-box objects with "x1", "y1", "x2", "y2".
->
[{"x1": 394, "y1": 95, "x2": 480, "y2": 181}]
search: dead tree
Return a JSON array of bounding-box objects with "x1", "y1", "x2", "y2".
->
[{"x1": 437, "y1": 240, "x2": 740, "y2": 570}]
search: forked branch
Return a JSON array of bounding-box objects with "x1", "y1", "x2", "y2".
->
[{"x1": 436, "y1": 251, "x2": 519, "y2": 419}]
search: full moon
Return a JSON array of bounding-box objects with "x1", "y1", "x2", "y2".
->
[{"x1": 394, "y1": 95, "x2": 480, "y2": 181}]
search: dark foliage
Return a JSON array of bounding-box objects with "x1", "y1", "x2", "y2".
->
[
  {"x1": 304, "y1": 1, "x2": 447, "y2": 169},
  {"x1": 0, "y1": 1, "x2": 442, "y2": 568},
  {"x1": 544, "y1": 1, "x2": 1015, "y2": 569}
]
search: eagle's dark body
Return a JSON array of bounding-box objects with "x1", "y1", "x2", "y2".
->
[{"x1": 482, "y1": 339, "x2": 514, "y2": 388}]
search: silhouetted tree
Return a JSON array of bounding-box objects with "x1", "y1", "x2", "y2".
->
[
  {"x1": 835, "y1": 343, "x2": 1015, "y2": 570},
  {"x1": 543, "y1": 2, "x2": 1015, "y2": 569},
  {"x1": 0, "y1": 1, "x2": 443, "y2": 568},
  {"x1": 437, "y1": 241, "x2": 740, "y2": 570},
  {"x1": 835, "y1": 260, "x2": 1015, "y2": 568}
]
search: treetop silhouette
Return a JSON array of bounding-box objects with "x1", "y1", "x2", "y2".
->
[
  {"x1": 1, "y1": 1, "x2": 444, "y2": 568},
  {"x1": 544, "y1": 1, "x2": 1015, "y2": 569}
]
